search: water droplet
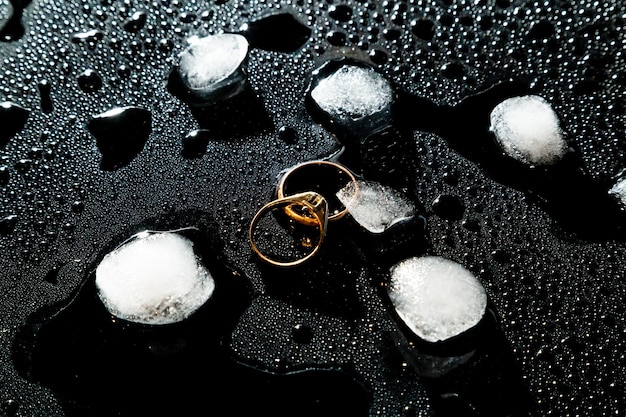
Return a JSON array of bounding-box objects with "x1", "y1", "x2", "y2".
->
[
  {"x1": 122, "y1": 10, "x2": 147, "y2": 33},
  {"x1": 37, "y1": 80, "x2": 53, "y2": 113},
  {"x1": 239, "y1": 11, "x2": 311, "y2": 53},
  {"x1": 77, "y1": 69, "x2": 103, "y2": 92},
  {"x1": 181, "y1": 129, "x2": 210, "y2": 159},
  {"x1": 0, "y1": 399, "x2": 19, "y2": 417},
  {"x1": 158, "y1": 37, "x2": 174, "y2": 52},
  {"x1": 87, "y1": 106, "x2": 152, "y2": 171},
  {"x1": 432, "y1": 194, "x2": 465, "y2": 220},
  {"x1": 528, "y1": 19, "x2": 555, "y2": 39},
  {"x1": 116, "y1": 64, "x2": 131, "y2": 78},
  {"x1": 70, "y1": 29, "x2": 104, "y2": 47},
  {"x1": 278, "y1": 126, "x2": 298, "y2": 143},
  {"x1": 178, "y1": 11, "x2": 196, "y2": 24},
  {"x1": 328, "y1": 4, "x2": 352, "y2": 22},
  {"x1": 71, "y1": 200, "x2": 85, "y2": 214},
  {"x1": 14, "y1": 158, "x2": 32, "y2": 173},
  {"x1": 0, "y1": 214, "x2": 18, "y2": 235},
  {"x1": 411, "y1": 18, "x2": 435, "y2": 41},
  {"x1": 441, "y1": 61, "x2": 465, "y2": 79},
  {"x1": 326, "y1": 30, "x2": 347, "y2": 46},
  {"x1": 292, "y1": 323, "x2": 313, "y2": 344},
  {"x1": 368, "y1": 48, "x2": 388, "y2": 65},
  {"x1": 0, "y1": 101, "x2": 29, "y2": 147},
  {"x1": 0, "y1": 165, "x2": 9, "y2": 184}
]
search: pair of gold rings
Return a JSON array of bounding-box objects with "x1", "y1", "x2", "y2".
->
[{"x1": 249, "y1": 160, "x2": 357, "y2": 267}]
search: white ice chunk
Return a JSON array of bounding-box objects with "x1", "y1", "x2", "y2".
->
[
  {"x1": 336, "y1": 179, "x2": 415, "y2": 233},
  {"x1": 310, "y1": 65, "x2": 394, "y2": 121},
  {"x1": 609, "y1": 177, "x2": 626, "y2": 210},
  {"x1": 178, "y1": 33, "x2": 248, "y2": 91},
  {"x1": 388, "y1": 256, "x2": 487, "y2": 343},
  {"x1": 95, "y1": 231, "x2": 215, "y2": 325},
  {"x1": 489, "y1": 95, "x2": 567, "y2": 165}
]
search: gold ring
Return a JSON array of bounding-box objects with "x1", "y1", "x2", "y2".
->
[
  {"x1": 249, "y1": 191, "x2": 328, "y2": 267},
  {"x1": 276, "y1": 160, "x2": 357, "y2": 226}
]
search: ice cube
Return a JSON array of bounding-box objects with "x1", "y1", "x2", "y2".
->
[
  {"x1": 95, "y1": 231, "x2": 215, "y2": 325},
  {"x1": 173, "y1": 33, "x2": 249, "y2": 104},
  {"x1": 489, "y1": 95, "x2": 567, "y2": 165},
  {"x1": 309, "y1": 63, "x2": 394, "y2": 135},
  {"x1": 388, "y1": 256, "x2": 487, "y2": 343},
  {"x1": 609, "y1": 176, "x2": 626, "y2": 210},
  {"x1": 336, "y1": 179, "x2": 415, "y2": 233}
]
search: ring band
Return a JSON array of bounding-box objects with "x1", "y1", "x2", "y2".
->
[
  {"x1": 276, "y1": 160, "x2": 357, "y2": 225},
  {"x1": 249, "y1": 191, "x2": 328, "y2": 267}
]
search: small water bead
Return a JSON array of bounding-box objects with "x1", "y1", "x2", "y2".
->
[
  {"x1": 0, "y1": 399, "x2": 19, "y2": 417},
  {"x1": 77, "y1": 69, "x2": 102, "y2": 92},
  {"x1": 292, "y1": 323, "x2": 314, "y2": 344},
  {"x1": 0, "y1": 101, "x2": 29, "y2": 147},
  {"x1": 169, "y1": 33, "x2": 249, "y2": 107},
  {"x1": 328, "y1": 4, "x2": 352, "y2": 22},
  {"x1": 157, "y1": 37, "x2": 174, "y2": 52},
  {"x1": 199, "y1": 10, "x2": 213, "y2": 21},
  {"x1": 70, "y1": 29, "x2": 104, "y2": 46},
  {"x1": 382, "y1": 27, "x2": 402, "y2": 41},
  {"x1": 441, "y1": 61, "x2": 466, "y2": 79},
  {"x1": 411, "y1": 18, "x2": 436, "y2": 41},
  {"x1": 37, "y1": 80, "x2": 52, "y2": 113},
  {"x1": 325, "y1": 29, "x2": 347, "y2": 46},
  {"x1": 388, "y1": 256, "x2": 488, "y2": 343},
  {"x1": 95, "y1": 231, "x2": 215, "y2": 325},
  {"x1": 0, "y1": 165, "x2": 9, "y2": 184},
  {"x1": 87, "y1": 106, "x2": 152, "y2": 170},
  {"x1": 529, "y1": 19, "x2": 555, "y2": 39},
  {"x1": 122, "y1": 10, "x2": 147, "y2": 32},
  {"x1": 368, "y1": 48, "x2": 388, "y2": 65},
  {"x1": 489, "y1": 95, "x2": 567, "y2": 166},
  {"x1": 239, "y1": 11, "x2": 312, "y2": 53},
  {"x1": 0, "y1": 214, "x2": 18, "y2": 235},
  {"x1": 181, "y1": 129, "x2": 211, "y2": 159},
  {"x1": 277, "y1": 125, "x2": 298, "y2": 143},
  {"x1": 432, "y1": 194, "x2": 465, "y2": 221},
  {"x1": 116, "y1": 64, "x2": 130, "y2": 77}
]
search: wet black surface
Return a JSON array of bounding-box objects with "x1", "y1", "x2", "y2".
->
[{"x1": 0, "y1": 0, "x2": 625, "y2": 416}]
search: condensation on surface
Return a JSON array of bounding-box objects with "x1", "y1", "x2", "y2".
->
[{"x1": 0, "y1": 0, "x2": 624, "y2": 416}]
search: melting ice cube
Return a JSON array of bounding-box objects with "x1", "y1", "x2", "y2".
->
[
  {"x1": 489, "y1": 95, "x2": 567, "y2": 166},
  {"x1": 309, "y1": 63, "x2": 393, "y2": 135},
  {"x1": 336, "y1": 179, "x2": 415, "y2": 233},
  {"x1": 173, "y1": 33, "x2": 249, "y2": 104},
  {"x1": 388, "y1": 256, "x2": 487, "y2": 343},
  {"x1": 95, "y1": 231, "x2": 215, "y2": 325},
  {"x1": 609, "y1": 176, "x2": 626, "y2": 210}
]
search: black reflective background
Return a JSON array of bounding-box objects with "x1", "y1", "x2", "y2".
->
[{"x1": 0, "y1": 0, "x2": 625, "y2": 416}]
